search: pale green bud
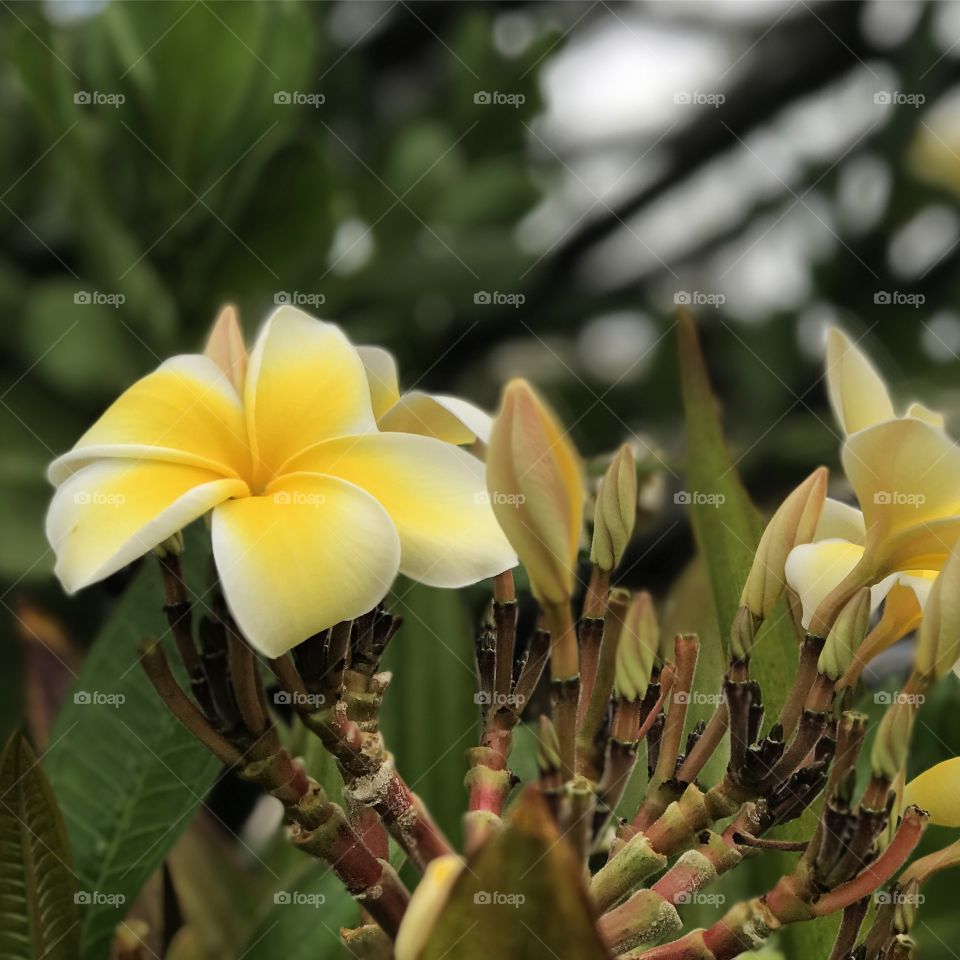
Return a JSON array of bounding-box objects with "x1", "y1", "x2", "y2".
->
[
  {"x1": 914, "y1": 546, "x2": 960, "y2": 683},
  {"x1": 870, "y1": 699, "x2": 915, "y2": 781},
  {"x1": 614, "y1": 591, "x2": 659, "y2": 702},
  {"x1": 740, "y1": 467, "x2": 827, "y2": 620},
  {"x1": 590, "y1": 444, "x2": 637, "y2": 573},
  {"x1": 817, "y1": 587, "x2": 870, "y2": 681}
]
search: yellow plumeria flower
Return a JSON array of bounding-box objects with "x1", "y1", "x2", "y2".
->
[
  {"x1": 905, "y1": 759, "x2": 960, "y2": 827},
  {"x1": 358, "y1": 345, "x2": 493, "y2": 447},
  {"x1": 46, "y1": 306, "x2": 515, "y2": 657},
  {"x1": 786, "y1": 327, "x2": 954, "y2": 635}
]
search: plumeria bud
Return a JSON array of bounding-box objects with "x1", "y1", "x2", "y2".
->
[
  {"x1": 817, "y1": 587, "x2": 870, "y2": 681},
  {"x1": 486, "y1": 379, "x2": 584, "y2": 606},
  {"x1": 913, "y1": 545, "x2": 960, "y2": 683},
  {"x1": 591, "y1": 444, "x2": 637, "y2": 573},
  {"x1": 870, "y1": 699, "x2": 915, "y2": 781},
  {"x1": 394, "y1": 854, "x2": 464, "y2": 960},
  {"x1": 729, "y1": 605, "x2": 757, "y2": 662},
  {"x1": 203, "y1": 304, "x2": 248, "y2": 392},
  {"x1": 740, "y1": 467, "x2": 828, "y2": 621},
  {"x1": 614, "y1": 591, "x2": 659, "y2": 701}
]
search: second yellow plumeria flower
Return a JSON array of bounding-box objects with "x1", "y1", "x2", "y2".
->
[
  {"x1": 45, "y1": 306, "x2": 515, "y2": 657},
  {"x1": 786, "y1": 326, "x2": 955, "y2": 635}
]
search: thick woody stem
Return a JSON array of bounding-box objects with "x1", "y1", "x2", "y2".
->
[
  {"x1": 140, "y1": 640, "x2": 242, "y2": 765},
  {"x1": 577, "y1": 616, "x2": 605, "y2": 728},
  {"x1": 140, "y1": 641, "x2": 409, "y2": 937},
  {"x1": 777, "y1": 634, "x2": 826, "y2": 739},
  {"x1": 597, "y1": 698, "x2": 641, "y2": 815},
  {"x1": 675, "y1": 703, "x2": 728, "y2": 783},
  {"x1": 226, "y1": 625, "x2": 269, "y2": 739},
  {"x1": 513, "y1": 624, "x2": 551, "y2": 709},
  {"x1": 812, "y1": 808, "x2": 926, "y2": 916},
  {"x1": 635, "y1": 809, "x2": 927, "y2": 960},
  {"x1": 577, "y1": 590, "x2": 630, "y2": 779},
  {"x1": 293, "y1": 699, "x2": 454, "y2": 870},
  {"x1": 583, "y1": 564, "x2": 611, "y2": 620},
  {"x1": 762, "y1": 672, "x2": 834, "y2": 790},
  {"x1": 156, "y1": 554, "x2": 217, "y2": 720},
  {"x1": 632, "y1": 635, "x2": 699, "y2": 828}
]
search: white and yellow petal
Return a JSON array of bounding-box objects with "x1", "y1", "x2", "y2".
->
[
  {"x1": 880, "y1": 516, "x2": 960, "y2": 573},
  {"x1": 825, "y1": 327, "x2": 895, "y2": 435},
  {"x1": 47, "y1": 460, "x2": 247, "y2": 593},
  {"x1": 244, "y1": 307, "x2": 376, "y2": 488},
  {"x1": 287, "y1": 433, "x2": 516, "y2": 588},
  {"x1": 785, "y1": 538, "x2": 892, "y2": 630},
  {"x1": 906, "y1": 401, "x2": 946, "y2": 430},
  {"x1": 211, "y1": 473, "x2": 401, "y2": 657},
  {"x1": 358, "y1": 345, "x2": 402, "y2": 421},
  {"x1": 49, "y1": 355, "x2": 251, "y2": 485},
  {"x1": 905, "y1": 759, "x2": 960, "y2": 827},
  {"x1": 815, "y1": 498, "x2": 866, "y2": 544},
  {"x1": 842, "y1": 417, "x2": 960, "y2": 550},
  {"x1": 378, "y1": 391, "x2": 493, "y2": 445}
]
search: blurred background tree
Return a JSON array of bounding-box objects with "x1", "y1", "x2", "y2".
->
[{"x1": 4, "y1": 1, "x2": 960, "y2": 956}]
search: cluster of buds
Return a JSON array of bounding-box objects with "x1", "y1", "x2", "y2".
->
[{"x1": 134, "y1": 320, "x2": 960, "y2": 960}]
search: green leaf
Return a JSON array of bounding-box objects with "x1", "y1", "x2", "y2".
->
[
  {"x1": 677, "y1": 317, "x2": 832, "y2": 956},
  {"x1": 45, "y1": 526, "x2": 221, "y2": 960},
  {"x1": 238, "y1": 860, "x2": 356, "y2": 960},
  {"x1": 0, "y1": 732, "x2": 80, "y2": 960},
  {"x1": 676, "y1": 314, "x2": 796, "y2": 718},
  {"x1": 381, "y1": 579, "x2": 479, "y2": 843},
  {"x1": 420, "y1": 789, "x2": 609, "y2": 960}
]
